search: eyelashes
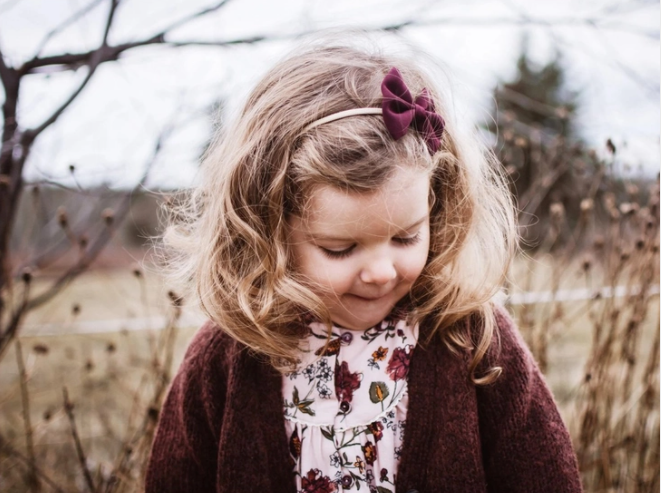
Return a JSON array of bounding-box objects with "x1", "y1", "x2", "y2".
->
[
  {"x1": 320, "y1": 232, "x2": 422, "y2": 260},
  {"x1": 320, "y1": 247, "x2": 354, "y2": 259},
  {"x1": 393, "y1": 232, "x2": 422, "y2": 246}
]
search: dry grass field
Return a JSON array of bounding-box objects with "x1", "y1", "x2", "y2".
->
[{"x1": 0, "y1": 249, "x2": 658, "y2": 492}]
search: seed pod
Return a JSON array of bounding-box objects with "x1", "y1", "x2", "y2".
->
[
  {"x1": 167, "y1": 290, "x2": 183, "y2": 307},
  {"x1": 514, "y1": 137, "x2": 527, "y2": 148},
  {"x1": 619, "y1": 203, "x2": 635, "y2": 215},
  {"x1": 606, "y1": 138, "x2": 616, "y2": 154},
  {"x1": 57, "y1": 206, "x2": 68, "y2": 228},
  {"x1": 580, "y1": 198, "x2": 594, "y2": 213},
  {"x1": 550, "y1": 202, "x2": 565, "y2": 222},
  {"x1": 102, "y1": 208, "x2": 115, "y2": 225},
  {"x1": 593, "y1": 236, "x2": 605, "y2": 250},
  {"x1": 33, "y1": 343, "x2": 49, "y2": 355},
  {"x1": 64, "y1": 399, "x2": 74, "y2": 412}
]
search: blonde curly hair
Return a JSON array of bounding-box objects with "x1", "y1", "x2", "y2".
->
[{"x1": 164, "y1": 42, "x2": 517, "y2": 383}]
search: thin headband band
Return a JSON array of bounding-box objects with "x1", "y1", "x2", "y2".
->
[{"x1": 302, "y1": 108, "x2": 383, "y2": 133}]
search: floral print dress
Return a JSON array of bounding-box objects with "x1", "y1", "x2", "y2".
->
[{"x1": 283, "y1": 317, "x2": 418, "y2": 493}]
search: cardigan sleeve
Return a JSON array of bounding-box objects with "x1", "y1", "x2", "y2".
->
[
  {"x1": 476, "y1": 307, "x2": 583, "y2": 493},
  {"x1": 145, "y1": 322, "x2": 230, "y2": 493}
]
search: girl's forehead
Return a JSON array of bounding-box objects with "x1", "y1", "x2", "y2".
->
[{"x1": 299, "y1": 166, "x2": 431, "y2": 234}]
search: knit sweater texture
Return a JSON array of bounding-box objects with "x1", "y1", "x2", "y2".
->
[{"x1": 146, "y1": 308, "x2": 583, "y2": 493}]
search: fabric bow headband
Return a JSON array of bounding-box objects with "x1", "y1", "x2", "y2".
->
[{"x1": 303, "y1": 67, "x2": 445, "y2": 154}]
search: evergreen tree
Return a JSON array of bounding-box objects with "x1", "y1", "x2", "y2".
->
[
  {"x1": 490, "y1": 37, "x2": 580, "y2": 142},
  {"x1": 489, "y1": 37, "x2": 594, "y2": 248}
]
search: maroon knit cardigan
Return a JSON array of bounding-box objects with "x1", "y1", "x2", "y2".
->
[{"x1": 146, "y1": 308, "x2": 582, "y2": 493}]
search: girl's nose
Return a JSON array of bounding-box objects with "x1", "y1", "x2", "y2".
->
[{"x1": 359, "y1": 257, "x2": 397, "y2": 285}]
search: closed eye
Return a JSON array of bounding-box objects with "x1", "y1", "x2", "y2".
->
[
  {"x1": 319, "y1": 232, "x2": 421, "y2": 259},
  {"x1": 320, "y1": 245, "x2": 355, "y2": 259},
  {"x1": 393, "y1": 232, "x2": 422, "y2": 246}
]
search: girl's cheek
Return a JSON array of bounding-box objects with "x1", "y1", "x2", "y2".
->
[{"x1": 408, "y1": 236, "x2": 431, "y2": 277}]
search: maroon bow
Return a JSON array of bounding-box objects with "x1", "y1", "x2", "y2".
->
[{"x1": 381, "y1": 67, "x2": 445, "y2": 154}]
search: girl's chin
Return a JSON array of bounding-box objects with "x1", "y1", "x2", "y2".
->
[
  {"x1": 318, "y1": 288, "x2": 411, "y2": 330},
  {"x1": 329, "y1": 303, "x2": 398, "y2": 331}
]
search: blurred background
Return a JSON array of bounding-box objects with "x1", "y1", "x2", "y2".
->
[{"x1": 0, "y1": 1, "x2": 658, "y2": 491}]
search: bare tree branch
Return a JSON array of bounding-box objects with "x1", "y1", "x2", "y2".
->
[
  {"x1": 0, "y1": 44, "x2": 20, "y2": 169},
  {"x1": 0, "y1": 44, "x2": 13, "y2": 84},
  {"x1": 0, "y1": 432, "x2": 67, "y2": 493},
  {"x1": 19, "y1": 0, "x2": 234, "y2": 74},
  {"x1": 21, "y1": 2, "x2": 125, "y2": 142},
  {"x1": 0, "y1": 121, "x2": 168, "y2": 358},
  {"x1": 20, "y1": 41, "x2": 145, "y2": 73},
  {"x1": 15, "y1": 339, "x2": 38, "y2": 492},
  {"x1": 63, "y1": 387, "x2": 98, "y2": 493},
  {"x1": 33, "y1": 0, "x2": 106, "y2": 58},
  {"x1": 157, "y1": 0, "x2": 234, "y2": 35},
  {"x1": 102, "y1": 0, "x2": 121, "y2": 46},
  {"x1": 22, "y1": 179, "x2": 116, "y2": 197},
  {"x1": 498, "y1": 86, "x2": 569, "y2": 118},
  {"x1": 496, "y1": 0, "x2": 659, "y2": 93},
  {"x1": 23, "y1": 63, "x2": 98, "y2": 143},
  {"x1": 31, "y1": 128, "x2": 164, "y2": 303}
]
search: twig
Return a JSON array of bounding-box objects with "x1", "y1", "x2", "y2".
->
[
  {"x1": 17, "y1": 12, "x2": 658, "y2": 75},
  {"x1": 0, "y1": 123, "x2": 169, "y2": 359},
  {"x1": 104, "y1": 304, "x2": 181, "y2": 493},
  {"x1": 15, "y1": 339, "x2": 38, "y2": 492},
  {"x1": 32, "y1": 0, "x2": 106, "y2": 58},
  {"x1": 0, "y1": 432, "x2": 67, "y2": 493},
  {"x1": 0, "y1": 44, "x2": 14, "y2": 85},
  {"x1": 155, "y1": 0, "x2": 234, "y2": 36},
  {"x1": 101, "y1": 0, "x2": 121, "y2": 47},
  {"x1": 0, "y1": 273, "x2": 31, "y2": 376},
  {"x1": 19, "y1": 0, "x2": 235, "y2": 74},
  {"x1": 62, "y1": 387, "x2": 97, "y2": 493},
  {"x1": 22, "y1": 56, "x2": 101, "y2": 143}
]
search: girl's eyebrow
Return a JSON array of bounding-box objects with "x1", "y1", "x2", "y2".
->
[{"x1": 308, "y1": 215, "x2": 429, "y2": 241}]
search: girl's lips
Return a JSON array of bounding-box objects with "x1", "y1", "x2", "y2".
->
[{"x1": 349, "y1": 293, "x2": 388, "y2": 302}]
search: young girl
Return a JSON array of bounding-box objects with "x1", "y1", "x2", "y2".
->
[{"x1": 146, "y1": 43, "x2": 582, "y2": 493}]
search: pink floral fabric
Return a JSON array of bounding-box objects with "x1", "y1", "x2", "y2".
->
[{"x1": 283, "y1": 317, "x2": 418, "y2": 493}]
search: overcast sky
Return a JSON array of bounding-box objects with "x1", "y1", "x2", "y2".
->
[{"x1": 0, "y1": 0, "x2": 658, "y2": 189}]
